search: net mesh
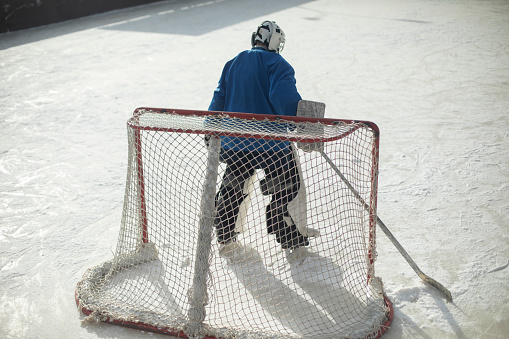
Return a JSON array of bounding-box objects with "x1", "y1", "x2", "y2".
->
[{"x1": 76, "y1": 108, "x2": 391, "y2": 339}]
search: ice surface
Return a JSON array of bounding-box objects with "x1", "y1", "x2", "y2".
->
[{"x1": 1, "y1": 0, "x2": 508, "y2": 338}]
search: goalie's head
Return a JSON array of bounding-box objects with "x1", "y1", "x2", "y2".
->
[{"x1": 251, "y1": 20, "x2": 285, "y2": 54}]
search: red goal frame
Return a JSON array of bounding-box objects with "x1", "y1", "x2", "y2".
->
[{"x1": 76, "y1": 107, "x2": 393, "y2": 339}]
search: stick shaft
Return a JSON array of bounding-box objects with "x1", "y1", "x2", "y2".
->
[{"x1": 320, "y1": 151, "x2": 453, "y2": 302}]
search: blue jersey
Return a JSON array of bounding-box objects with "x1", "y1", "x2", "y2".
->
[{"x1": 208, "y1": 47, "x2": 302, "y2": 152}]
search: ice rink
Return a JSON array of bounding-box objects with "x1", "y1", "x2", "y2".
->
[{"x1": 1, "y1": 0, "x2": 508, "y2": 338}]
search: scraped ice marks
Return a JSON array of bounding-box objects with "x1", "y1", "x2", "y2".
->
[
  {"x1": 218, "y1": 242, "x2": 258, "y2": 265},
  {"x1": 392, "y1": 286, "x2": 422, "y2": 305},
  {"x1": 288, "y1": 248, "x2": 343, "y2": 287}
]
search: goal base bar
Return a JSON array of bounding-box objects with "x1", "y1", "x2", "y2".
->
[{"x1": 76, "y1": 293, "x2": 394, "y2": 339}]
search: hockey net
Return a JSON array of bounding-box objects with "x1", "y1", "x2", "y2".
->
[{"x1": 76, "y1": 108, "x2": 393, "y2": 339}]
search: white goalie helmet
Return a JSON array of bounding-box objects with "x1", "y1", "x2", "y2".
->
[{"x1": 251, "y1": 20, "x2": 286, "y2": 54}]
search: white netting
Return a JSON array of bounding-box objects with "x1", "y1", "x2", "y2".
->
[{"x1": 76, "y1": 108, "x2": 391, "y2": 339}]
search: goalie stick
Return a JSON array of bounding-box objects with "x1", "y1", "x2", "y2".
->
[
  {"x1": 296, "y1": 100, "x2": 453, "y2": 303},
  {"x1": 320, "y1": 151, "x2": 453, "y2": 303}
]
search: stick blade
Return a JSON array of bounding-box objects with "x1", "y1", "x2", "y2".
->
[{"x1": 419, "y1": 272, "x2": 453, "y2": 302}]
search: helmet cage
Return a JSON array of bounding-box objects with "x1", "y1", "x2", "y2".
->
[{"x1": 251, "y1": 21, "x2": 285, "y2": 54}]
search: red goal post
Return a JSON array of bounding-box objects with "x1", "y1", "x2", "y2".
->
[{"x1": 76, "y1": 107, "x2": 393, "y2": 339}]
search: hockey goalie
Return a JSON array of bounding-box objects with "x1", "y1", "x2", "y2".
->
[{"x1": 208, "y1": 20, "x2": 321, "y2": 254}]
